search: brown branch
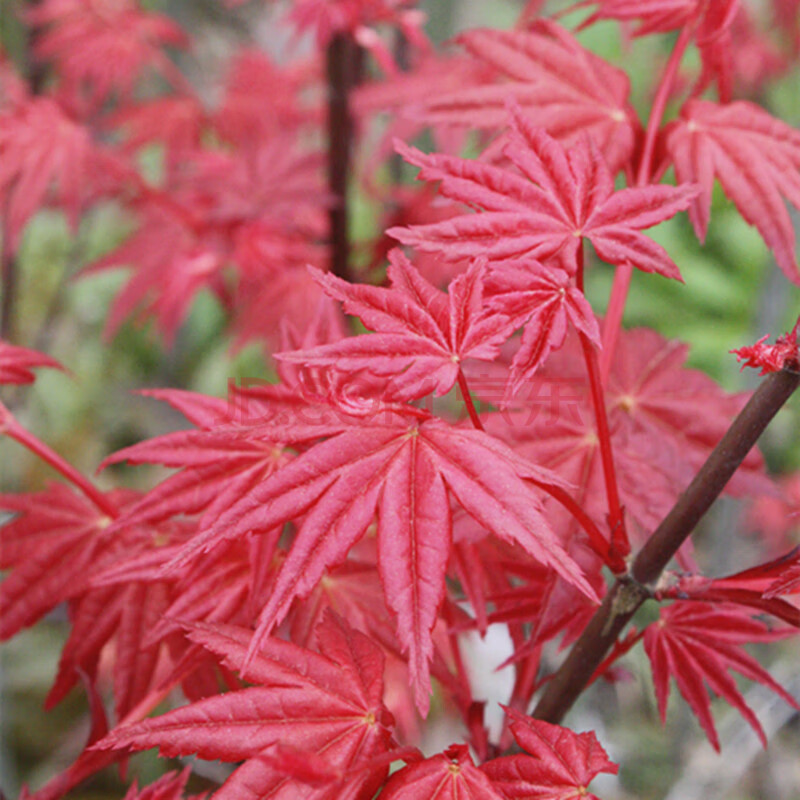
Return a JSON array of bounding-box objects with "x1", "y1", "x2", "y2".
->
[
  {"x1": 326, "y1": 33, "x2": 361, "y2": 283},
  {"x1": 532, "y1": 367, "x2": 800, "y2": 725}
]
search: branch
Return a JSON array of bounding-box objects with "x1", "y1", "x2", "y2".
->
[
  {"x1": 532, "y1": 366, "x2": 800, "y2": 724},
  {"x1": 326, "y1": 33, "x2": 361, "y2": 283}
]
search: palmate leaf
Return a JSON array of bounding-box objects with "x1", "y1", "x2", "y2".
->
[
  {"x1": 643, "y1": 602, "x2": 800, "y2": 750},
  {"x1": 390, "y1": 107, "x2": 697, "y2": 277},
  {"x1": 485, "y1": 258, "x2": 601, "y2": 395},
  {"x1": 664, "y1": 99, "x2": 800, "y2": 284},
  {"x1": 171, "y1": 403, "x2": 598, "y2": 714},
  {"x1": 99, "y1": 613, "x2": 400, "y2": 800},
  {"x1": 277, "y1": 251, "x2": 514, "y2": 401},
  {"x1": 0, "y1": 340, "x2": 64, "y2": 385},
  {"x1": 0, "y1": 97, "x2": 96, "y2": 250},
  {"x1": 380, "y1": 744, "x2": 504, "y2": 799},
  {"x1": 417, "y1": 21, "x2": 639, "y2": 173},
  {"x1": 481, "y1": 708, "x2": 618, "y2": 800},
  {"x1": 28, "y1": 0, "x2": 188, "y2": 103}
]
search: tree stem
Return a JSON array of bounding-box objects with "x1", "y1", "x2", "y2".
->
[
  {"x1": 326, "y1": 33, "x2": 360, "y2": 283},
  {"x1": 532, "y1": 366, "x2": 800, "y2": 724}
]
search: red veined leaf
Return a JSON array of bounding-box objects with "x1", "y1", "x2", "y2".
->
[
  {"x1": 485, "y1": 258, "x2": 601, "y2": 395},
  {"x1": 417, "y1": 21, "x2": 639, "y2": 173},
  {"x1": 664, "y1": 99, "x2": 800, "y2": 284},
  {"x1": 643, "y1": 602, "x2": 800, "y2": 750},
  {"x1": 0, "y1": 97, "x2": 96, "y2": 250},
  {"x1": 121, "y1": 768, "x2": 202, "y2": 800},
  {"x1": 171, "y1": 403, "x2": 597, "y2": 714},
  {"x1": 98, "y1": 613, "x2": 399, "y2": 800},
  {"x1": 390, "y1": 107, "x2": 696, "y2": 278},
  {"x1": 28, "y1": 0, "x2": 188, "y2": 103},
  {"x1": 214, "y1": 49, "x2": 322, "y2": 152},
  {"x1": 277, "y1": 252, "x2": 514, "y2": 401},
  {"x1": 575, "y1": 0, "x2": 736, "y2": 39},
  {"x1": 0, "y1": 484, "x2": 123, "y2": 639},
  {"x1": 481, "y1": 707, "x2": 617, "y2": 800},
  {"x1": 380, "y1": 744, "x2": 504, "y2": 799},
  {"x1": 656, "y1": 549, "x2": 800, "y2": 628}
]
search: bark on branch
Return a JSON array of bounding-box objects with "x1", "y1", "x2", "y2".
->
[{"x1": 533, "y1": 367, "x2": 800, "y2": 724}]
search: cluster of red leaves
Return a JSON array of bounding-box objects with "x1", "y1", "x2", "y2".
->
[
  {"x1": 2, "y1": 1, "x2": 800, "y2": 800},
  {"x1": 732, "y1": 317, "x2": 800, "y2": 374}
]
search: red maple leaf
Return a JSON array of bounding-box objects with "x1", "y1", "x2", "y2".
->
[
  {"x1": 657, "y1": 549, "x2": 800, "y2": 628},
  {"x1": 416, "y1": 21, "x2": 639, "y2": 173},
  {"x1": 0, "y1": 484, "x2": 123, "y2": 639},
  {"x1": 472, "y1": 325, "x2": 771, "y2": 546},
  {"x1": 0, "y1": 97, "x2": 96, "y2": 251},
  {"x1": 0, "y1": 482, "x2": 196, "y2": 717},
  {"x1": 575, "y1": 0, "x2": 738, "y2": 39},
  {"x1": 664, "y1": 99, "x2": 800, "y2": 284},
  {"x1": 485, "y1": 258, "x2": 601, "y2": 395},
  {"x1": 731, "y1": 317, "x2": 800, "y2": 375},
  {"x1": 0, "y1": 340, "x2": 64, "y2": 385},
  {"x1": 98, "y1": 613, "x2": 401, "y2": 800},
  {"x1": 643, "y1": 602, "x2": 799, "y2": 750},
  {"x1": 381, "y1": 744, "x2": 504, "y2": 799},
  {"x1": 214, "y1": 49, "x2": 322, "y2": 152},
  {"x1": 121, "y1": 769, "x2": 202, "y2": 800},
  {"x1": 277, "y1": 251, "x2": 514, "y2": 400},
  {"x1": 390, "y1": 106, "x2": 697, "y2": 278},
  {"x1": 27, "y1": 0, "x2": 188, "y2": 104},
  {"x1": 169, "y1": 400, "x2": 597, "y2": 714},
  {"x1": 481, "y1": 708, "x2": 618, "y2": 800},
  {"x1": 101, "y1": 389, "x2": 290, "y2": 530}
]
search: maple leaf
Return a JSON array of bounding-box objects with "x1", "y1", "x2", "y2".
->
[
  {"x1": 85, "y1": 137, "x2": 327, "y2": 345},
  {"x1": 171, "y1": 402, "x2": 597, "y2": 714},
  {"x1": 0, "y1": 481, "x2": 195, "y2": 717},
  {"x1": 747, "y1": 472, "x2": 800, "y2": 553},
  {"x1": 277, "y1": 251, "x2": 513, "y2": 401},
  {"x1": 121, "y1": 768, "x2": 201, "y2": 800},
  {"x1": 575, "y1": 0, "x2": 738, "y2": 39},
  {"x1": 731, "y1": 317, "x2": 800, "y2": 375},
  {"x1": 27, "y1": 0, "x2": 188, "y2": 104},
  {"x1": 98, "y1": 613, "x2": 400, "y2": 800},
  {"x1": 643, "y1": 601, "x2": 800, "y2": 750},
  {"x1": 214, "y1": 49, "x2": 322, "y2": 152},
  {"x1": 664, "y1": 99, "x2": 800, "y2": 284},
  {"x1": 475, "y1": 325, "x2": 771, "y2": 538},
  {"x1": 485, "y1": 258, "x2": 601, "y2": 395},
  {"x1": 657, "y1": 550, "x2": 800, "y2": 628},
  {"x1": 481, "y1": 707, "x2": 618, "y2": 800},
  {"x1": 0, "y1": 484, "x2": 121, "y2": 639},
  {"x1": 0, "y1": 96, "x2": 96, "y2": 251},
  {"x1": 287, "y1": 0, "x2": 427, "y2": 68},
  {"x1": 101, "y1": 402, "x2": 290, "y2": 531},
  {"x1": 380, "y1": 744, "x2": 504, "y2": 799},
  {"x1": 416, "y1": 21, "x2": 639, "y2": 173},
  {"x1": 110, "y1": 96, "x2": 207, "y2": 175},
  {"x1": 390, "y1": 107, "x2": 697, "y2": 278},
  {"x1": 0, "y1": 340, "x2": 64, "y2": 385}
]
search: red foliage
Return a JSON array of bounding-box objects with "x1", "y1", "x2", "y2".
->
[{"x1": 2, "y1": 2, "x2": 800, "y2": 799}]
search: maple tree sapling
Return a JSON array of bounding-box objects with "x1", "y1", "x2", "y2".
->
[{"x1": 2, "y1": 1, "x2": 800, "y2": 799}]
